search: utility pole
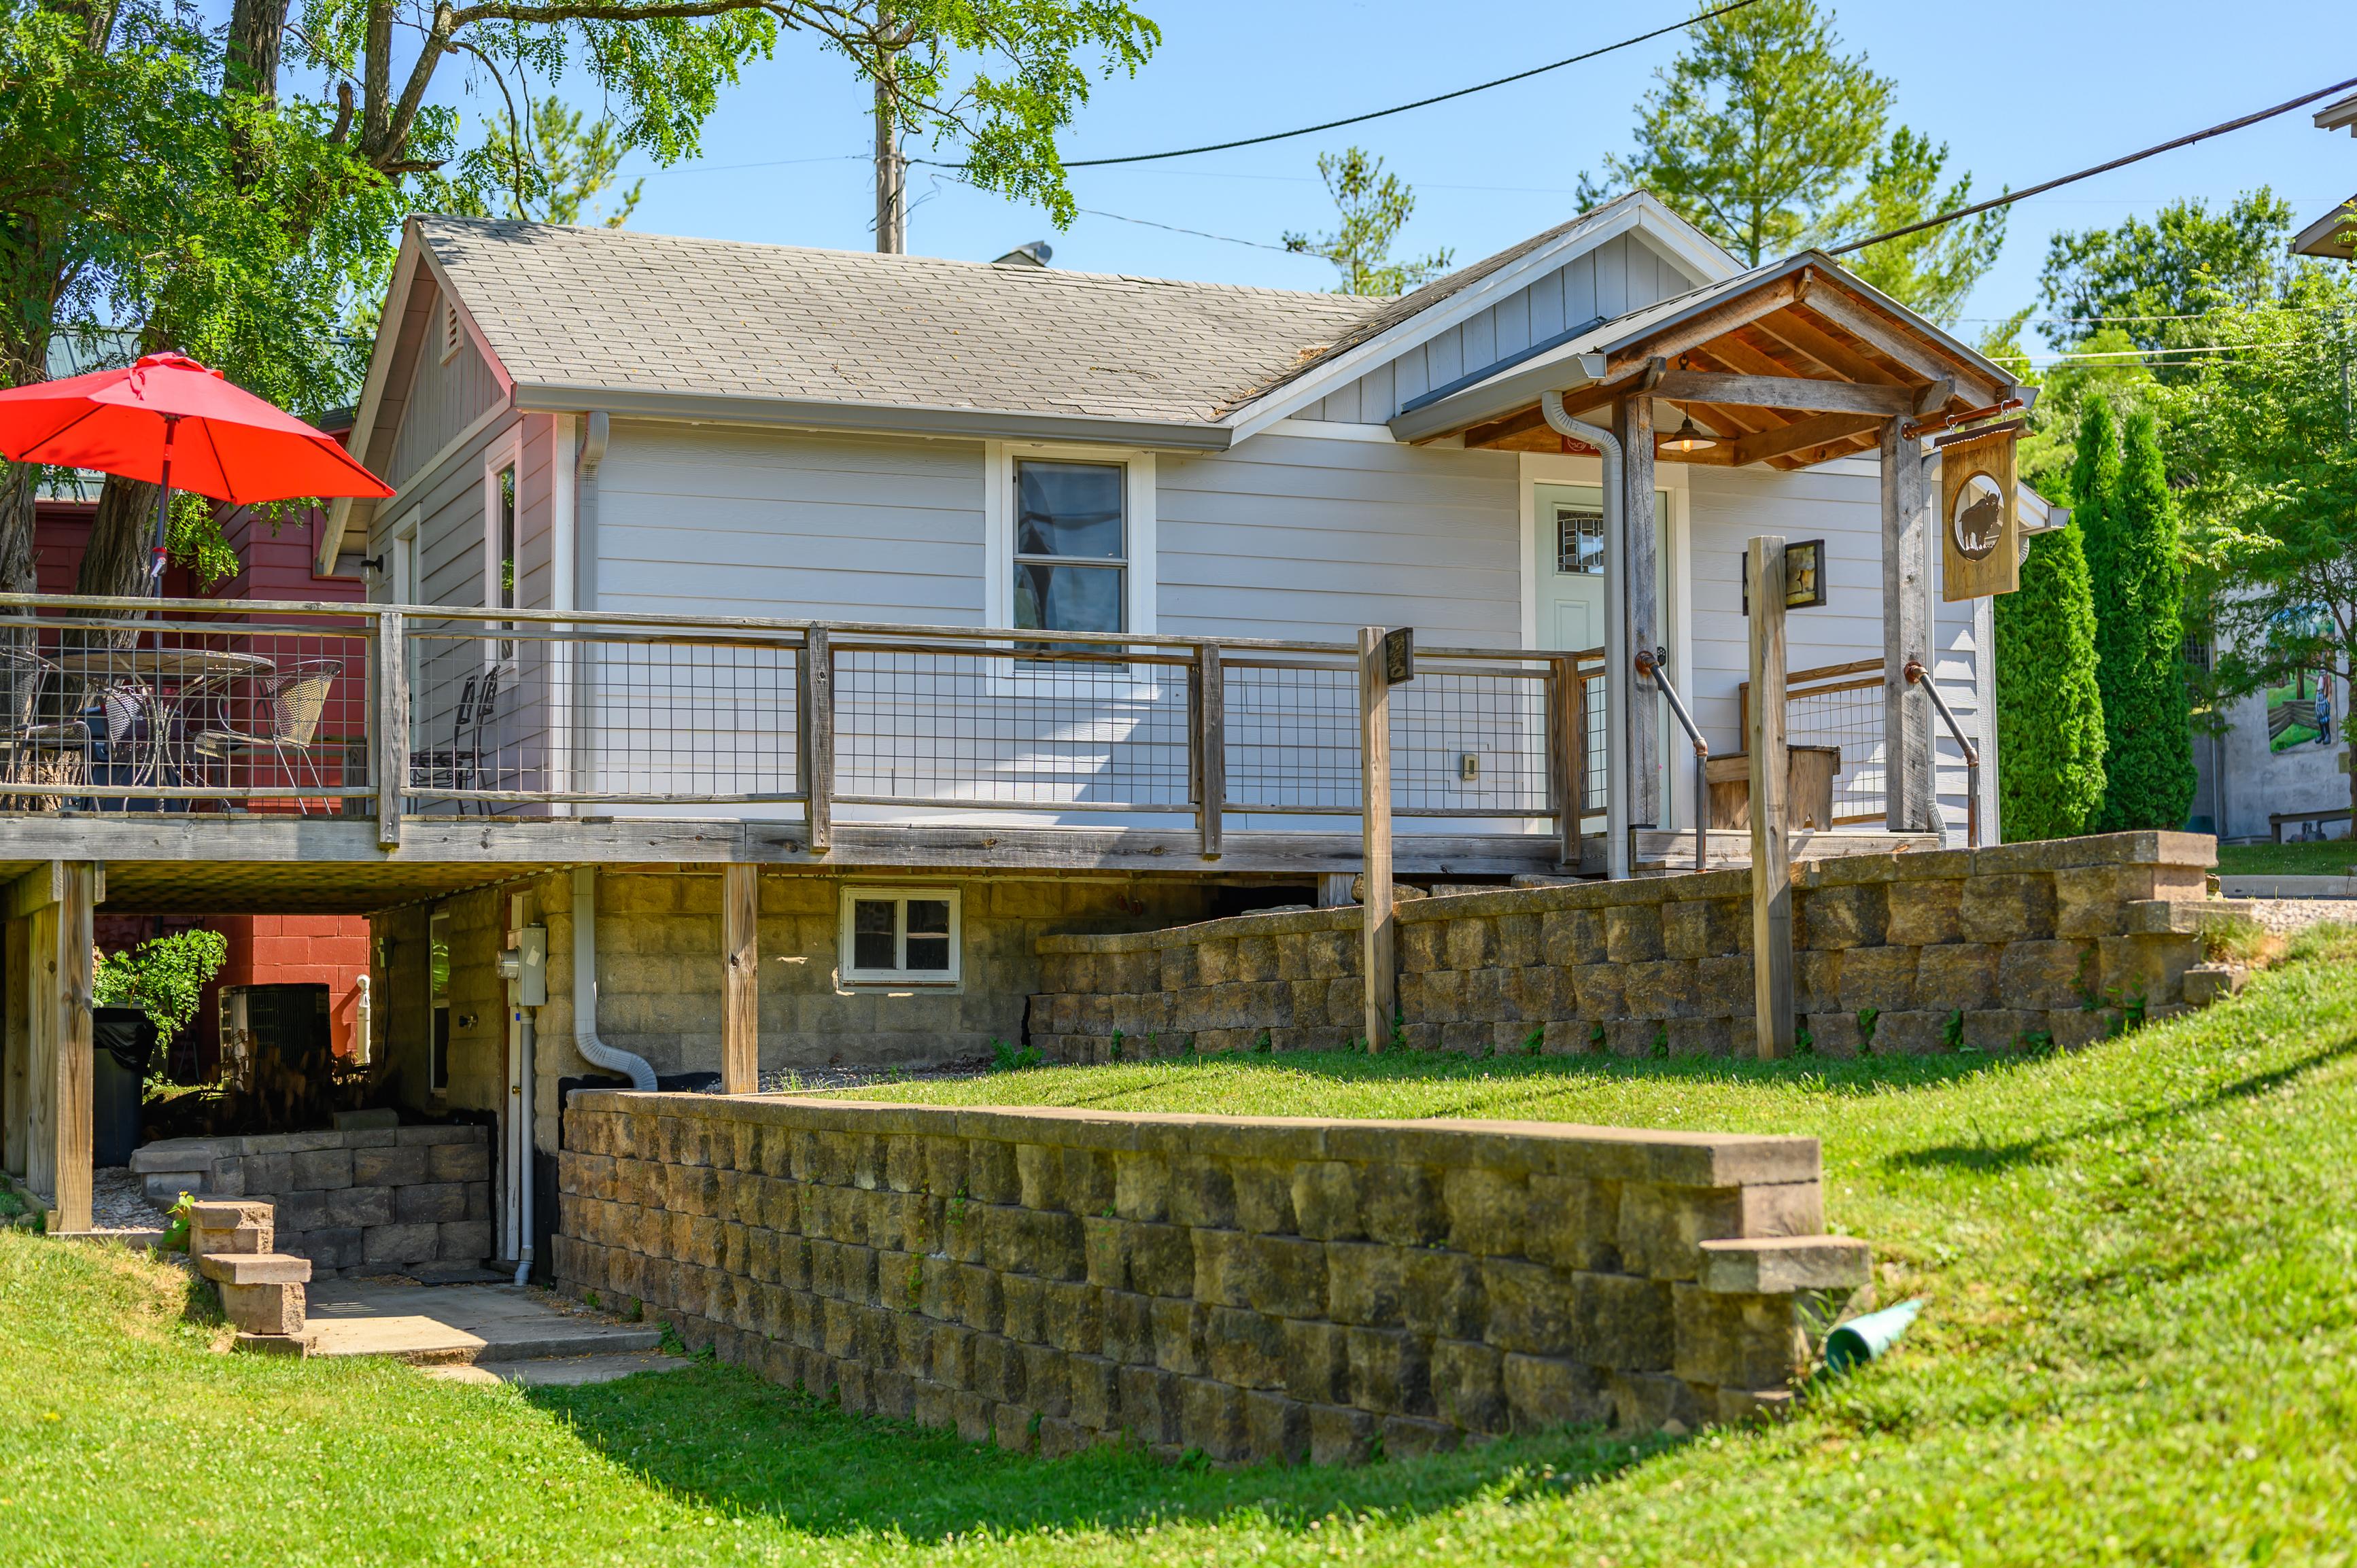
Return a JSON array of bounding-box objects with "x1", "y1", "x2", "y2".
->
[{"x1": 873, "y1": 65, "x2": 906, "y2": 254}]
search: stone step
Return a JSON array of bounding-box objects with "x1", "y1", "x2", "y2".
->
[
  {"x1": 419, "y1": 1350, "x2": 690, "y2": 1388},
  {"x1": 300, "y1": 1280, "x2": 663, "y2": 1366}
]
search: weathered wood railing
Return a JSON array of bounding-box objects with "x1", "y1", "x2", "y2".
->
[{"x1": 0, "y1": 594, "x2": 1606, "y2": 857}]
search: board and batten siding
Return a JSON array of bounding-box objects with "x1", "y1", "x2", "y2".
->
[
  {"x1": 387, "y1": 289, "x2": 505, "y2": 487},
  {"x1": 1305, "y1": 233, "x2": 1699, "y2": 424},
  {"x1": 590, "y1": 422, "x2": 986, "y2": 621},
  {"x1": 1158, "y1": 432, "x2": 1520, "y2": 646},
  {"x1": 1683, "y1": 460, "x2": 1988, "y2": 835}
]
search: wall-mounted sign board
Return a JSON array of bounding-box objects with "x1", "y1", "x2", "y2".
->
[
  {"x1": 1940, "y1": 422, "x2": 2022, "y2": 602},
  {"x1": 1742, "y1": 538, "x2": 1828, "y2": 614},
  {"x1": 1381, "y1": 627, "x2": 1415, "y2": 685}
]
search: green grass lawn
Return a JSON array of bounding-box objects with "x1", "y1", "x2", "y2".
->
[
  {"x1": 2216, "y1": 839, "x2": 2357, "y2": 877},
  {"x1": 9, "y1": 934, "x2": 2357, "y2": 1565}
]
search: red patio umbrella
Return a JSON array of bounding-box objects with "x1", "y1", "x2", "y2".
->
[{"x1": 0, "y1": 352, "x2": 392, "y2": 590}]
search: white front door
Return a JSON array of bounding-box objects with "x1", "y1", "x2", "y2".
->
[{"x1": 1534, "y1": 483, "x2": 1606, "y2": 652}]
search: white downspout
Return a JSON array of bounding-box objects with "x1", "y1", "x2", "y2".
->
[
  {"x1": 1541, "y1": 390, "x2": 1631, "y2": 881},
  {"x1": 513, "y1": 1006, "x2": 534, "y2": 1286},
  {"x1": 572, "y1": 867, "x2": 656, "y2": 1091}
]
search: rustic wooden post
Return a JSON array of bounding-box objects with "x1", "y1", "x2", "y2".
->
[
  {"x1": 798, "y1": 626, "x2": 833, "y2": 854},
  {"x1": 1880, "y1": 420, "x2": 1936, "y2": 831},
  {"x1": 2, "y1": 916, "x2": 26, "y2": 1178},
  {"x1": 1549, "y1": 655, "x2": 1586, "y2": 869},
  {"x1": 1618, "y1": 394, "x2": 1662, "y2": 829},
  {"x1": 1359, "y1": 627, "x2": 1394, "y2": 1052},
  {"x1": 376, "y1": 610, "x2": 407, "y2": 848},
  {"x1": 14, "y1": 862, "x2": 94, "y2": 1232},
  {"x1": 721, "y1": 863, "x2": 759, "y2": 1094},
  {"x1": 1193, "y1": 640, "x2": 1224, "y2": 860},
  {"x1": 1747, "y1": 540, "x2": 1795, "y2": 1060}
]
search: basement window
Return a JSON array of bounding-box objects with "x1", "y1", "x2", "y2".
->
[{"x1": 840, "y1": 888, "x2": 961, "y2": 986}]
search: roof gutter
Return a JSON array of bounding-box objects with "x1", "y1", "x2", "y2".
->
[
  {"x1": 514, "y1": 384, "x2": 1235, "y2": 453},
  {"x1": 1390, "y1": 352, "x2": 1609, "y2": 445}
]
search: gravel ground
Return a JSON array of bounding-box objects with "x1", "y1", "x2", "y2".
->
[
  {"x1": 2242, "y1": 899, "x2": 2357, "y2": 937},
  {"x1": 90, "y1": 1167, "x2": 169, "y2": 1234},
  {"x1": 756, "y1": 1062, "x2": 989, "y2": 1094}
]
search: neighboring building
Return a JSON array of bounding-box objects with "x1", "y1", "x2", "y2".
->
[{"x1": 2187, "y1": 631, "x2": 2350, "y2": 842}]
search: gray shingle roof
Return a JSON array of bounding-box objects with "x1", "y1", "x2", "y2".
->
[{"x1": 415, "y1": 215, "x2": 1387, "y2": 428}]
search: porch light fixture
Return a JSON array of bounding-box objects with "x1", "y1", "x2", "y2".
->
[{"x1": 1659, "y1": 408, "x2": 1716, "y2": 453}]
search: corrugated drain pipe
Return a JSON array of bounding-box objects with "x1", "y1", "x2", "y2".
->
[
  {"x1": 1540, "y1": 390, "x2": 1632, "y2": 881},
  {"x1": 572, "y1": 867, "x2": 657, "y2": 1091}
]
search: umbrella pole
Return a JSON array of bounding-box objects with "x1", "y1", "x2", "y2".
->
[{"x1": 149, "y1": 415, "x2": 178, "y2": 594}]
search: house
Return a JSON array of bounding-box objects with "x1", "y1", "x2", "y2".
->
[{"x1": 2, "y1": 192, "x2": 2042, "y2": 1253}]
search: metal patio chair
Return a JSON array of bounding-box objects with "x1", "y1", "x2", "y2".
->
[
  {"x1": 408, "y1": 664, "x2": 500, "y2": 814},
  {"x1": 0, "y1": 645, "x2": 91, "y2": 804},
  {"x1": 191, "y1": 657, "x2": 342, "y2": 814}
]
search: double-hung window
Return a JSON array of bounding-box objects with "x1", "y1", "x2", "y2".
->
[
  {"x1": 1013, "y1": 459, "x2": 1125, "y2": 635},
  {"x1": 840, "y1": 888, "x2": 961, "y2": 986}
]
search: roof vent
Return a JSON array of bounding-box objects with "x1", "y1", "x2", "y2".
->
[
  {"x1": 992, "y1": 241, "x2": 1054, "y2": 268},
  {"x1": 438, "y1": 298, "x2": 463, "y2": 364}
]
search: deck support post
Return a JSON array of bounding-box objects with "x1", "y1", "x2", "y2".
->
[
  {"x1": 1548, "y1": 656, "x2": 1586, "y2": 869},
  {"x1": 1747, "y1": 542, "x2": 1795, "y2": 1060},
  {"x1": 799, "y1": 627, "x2": 833, "y2": 854},
  {"x1": 376, "y1": 611, "x2": 407, "y2": 848},
  {"x1": 1192, "y1": 642, "x2": 1224, "y2": 860},
  {"x1": 1358, "y1": 627, "x2": 1394, "y2": 1052},
  {"x1": 2, "y1": 916, "x2": 25, "y2": 1178},
  {"x1": 10, "y1": 862, "x2": 95, "y2": 1231},
  {"x1": 1617, "y1": 393, "x2": 1661, "y2": 833},
  {"x1": 1880, "y1": 421, "x2": 1937, "y2": 831},
  {"x1": 721, "y1": 864, "x2": 759, "y2": 1094}
]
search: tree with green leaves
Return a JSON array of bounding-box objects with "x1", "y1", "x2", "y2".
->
[
  {"x1": 1283, "y1": 147, "x2": 1453, "y2": 296},
  {"x1": 2169, "y1": 267, "x2": 2357, "y2": 822},
  {"x1": 1577, "y1": 0, "x2": 2002, "y2": 321},
  {"x1": 95, "y1": 928, "x2": 229, "y2": 1049},
  {"x1": 466, "y1": 98, "x2": 643, "y2": 228},
  {"x1": 1, "y1": 0, "x2": 1160, "y2": 597},
  {"x1": 1996, "y1": 521, "x2": 2106, "y2": 841},
  {"x1": 2080, "y1": 401, "x2": 2197, "y2": 831},
  {"x1": 2037, "y1": 190, "x2": 2297, "y2": 375}
]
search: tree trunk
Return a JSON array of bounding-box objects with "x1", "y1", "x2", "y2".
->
[
  {"x1": 0, "y1": 464, "x2": 36, "y2": 596},
  {"x1": 75, "y1": 474, "x2": 158, "y2": 599},
  {"x1": 226, "y1": 0, "x2": 289, "y2": 99}
]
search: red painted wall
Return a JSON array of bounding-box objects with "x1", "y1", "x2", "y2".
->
[{"x1": 46, "y1": 492, "x2": 374, "y2": 1075}]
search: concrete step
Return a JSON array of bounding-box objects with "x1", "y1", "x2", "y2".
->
[
  {"x1": 420, "y1": 1350, "x2": 691, "y2": 1388},
  {"x1": 301, "y1": 1280, "x2": 663, "y2": 1365}
]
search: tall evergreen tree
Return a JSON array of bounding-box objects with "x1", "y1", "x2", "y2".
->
[
  {"x1": 1996, "y1": 522, "x2": 2107, "y2": 840},
  {"x1": 2089, "y1": 409, "x2": 2198, "y2": 830}
]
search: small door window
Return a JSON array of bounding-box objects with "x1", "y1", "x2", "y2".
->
[
  {"x1": 1555, "y1": 499, "x2": 1604, "y2": 575},
  {"x1": 840, "y1": 888, "x2": 962, "y2": 985}
]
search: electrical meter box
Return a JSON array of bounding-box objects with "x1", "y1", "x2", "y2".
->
[{"x1": 517, "y1": 925, "x2": 548, "y2": 1007}]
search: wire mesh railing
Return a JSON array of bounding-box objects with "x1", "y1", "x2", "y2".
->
[
  {"x1": 1740, "y1": 659, "x2": 1890, "y2": 828},
  {"x1": 0, "y1": 595, "x2": 1608, "y2": 853}
]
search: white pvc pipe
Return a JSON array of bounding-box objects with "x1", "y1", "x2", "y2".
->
[
  {"x1": 572, "y1": 867, "x2": 656, "y2": 1091},
  {"x1": 513, "y1": 1007, "x2": 535, "y2": 1287},
  {"x1": 1541, "y1": 391, "x2": 1631, "y2": 881}
]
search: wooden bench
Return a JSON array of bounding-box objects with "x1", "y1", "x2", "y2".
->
[
  {"x1": 2270, "y1": 807, "x2": 2352, "y2": 843},
  {"x1": 1706, "y1": 746, "x2": 1842, "y2": 831}
]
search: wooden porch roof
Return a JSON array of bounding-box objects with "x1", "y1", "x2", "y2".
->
[{"x1": 1388, "y1": 251, "x2": 2023, "y2": 470}]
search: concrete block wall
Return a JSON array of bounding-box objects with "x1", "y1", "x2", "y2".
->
[
  {"x1": 131, "y1": 1125, "x2": 492, "y2": 1274},
  {"x1": 553, "y1": 1092, "x2": 1866, "y2": 1461},
  {"x1": 1030, "y1": 833, "x2": 2239, "y2": 1060}
]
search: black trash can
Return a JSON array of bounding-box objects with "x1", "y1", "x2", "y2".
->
[{"x1": 92, "y1": 1007, "x2": 157, "y2": 1168}]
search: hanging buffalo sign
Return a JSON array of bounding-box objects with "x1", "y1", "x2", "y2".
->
[{"x1": 1938, "y1": 419, "x2": 2023, "y2": 602}]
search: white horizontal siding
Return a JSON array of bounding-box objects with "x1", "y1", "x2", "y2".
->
[
  {"x1": 592, "y1": 423, "x2": 986, "y2": 621},
  {"x1": 1159, "y1": 433, "x2": 1519, "y2": 646}
]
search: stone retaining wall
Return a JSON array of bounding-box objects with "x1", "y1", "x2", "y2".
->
[
  {"x1": 553, "y1": 1092, "x2": 1868, "y2": 1463},
  {"x1": 131, "y1": 1125, "x2": 492, "y2": 1274},
  {"x1": 1029, "y1": 832, "x2": 2240, "y2": 1060}
]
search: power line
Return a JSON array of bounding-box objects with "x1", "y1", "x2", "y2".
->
[
  {"x1": 1831, "y1": 73, "x2": 2357, "y2": 255},
  {"x1": 924, "y1": 169, "x2": 1300, "y2": 253},
  {"x1": 915, "y1": 0, "x2": 1761, "y2": 173}
]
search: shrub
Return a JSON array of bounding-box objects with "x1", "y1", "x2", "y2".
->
[
  {"x1": 1996, "y1": 404, "x2": 2109, "y2": 841},
  {"x1": 2088, "y1": 407, "x2": 2197, "y2": 831}
]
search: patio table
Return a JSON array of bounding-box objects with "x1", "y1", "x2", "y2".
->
[{"x1": 52, "y1": 646, "x2": 276, "y2": 795}]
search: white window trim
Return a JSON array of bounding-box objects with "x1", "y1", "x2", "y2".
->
[
  {"x1": 388, "y1": 509, "x2": 419, "y2": 607},
  {"x1": 838, "y1": 886, "x2": 963, "y2": 989},
  {"x1": 983, "y1": 440, "x2": 1156, "y2": 637},
  {"x1": 482, "y1": 428, "x2": 525, "y2": 665}
]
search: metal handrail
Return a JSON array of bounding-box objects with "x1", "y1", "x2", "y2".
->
[
  {"x1": 1636, "y1": 646, "x2": 1708, "y2": 873},
  {"x1": 1904, "y1": 657, "x2": 1980, "y2": 848}
]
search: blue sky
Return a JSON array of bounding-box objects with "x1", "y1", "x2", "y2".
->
[{"x1": 448, "y1": 1, "x2": 2356, "y2": 360}]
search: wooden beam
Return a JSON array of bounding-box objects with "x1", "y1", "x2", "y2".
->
[
  {"x1": 1358, "y1": 628, "x2": 1394, "y2": 1051},
  {"x1": 1800, "y1": 292, "x2": 2001, "y2": 405},
  {"x1": 1739, "y1": 311, "x2": 1896, "y2": 385},
  {"x1": 1619, "y1": 394, "x2": 1661, "y2": 831},
  {"x1": 1192, "y1": 643, "x2": 1224, "y2": 860},
  {"x1": 1654, "y1": 369, "x2": 1915, "y2": 417},
  {"x1": 1881, "y1": 421, "x2": 1938, "y2": 831},
  {"x1": 1730, "y1": 411, "x2": 1888, "y2": 467},
  {"x1": 5, "y1": 861, "x2": 101, "y2": 922},
  {"x1": 1462, "y1": 405, "x2": 1555, "y2": 450},
  {"x1": 720, "y1": 863, "x2": 759, "y2": 1094},
  {"x1": 376, "y1": 611, "x2": 406, "y2": 848},
  {"x1": 2, "y1": 918, "x2": 24, "y2": 1179},
  {"x1": 1606, "y1": 276, "x2": 1801, "y2": 377},
  {"x1": 798, "y1": 627, "x2": 833, "y2": 854},
  {"x1": 1747, "y1": 540, "x2": 1794, "y2": 1060},
  {"x1": 22, "y1": 862, "x2": 92, "y2": 1232},
  {"x1": 1549, "y1": 656, "x2": 1586, "y2": 869}
]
